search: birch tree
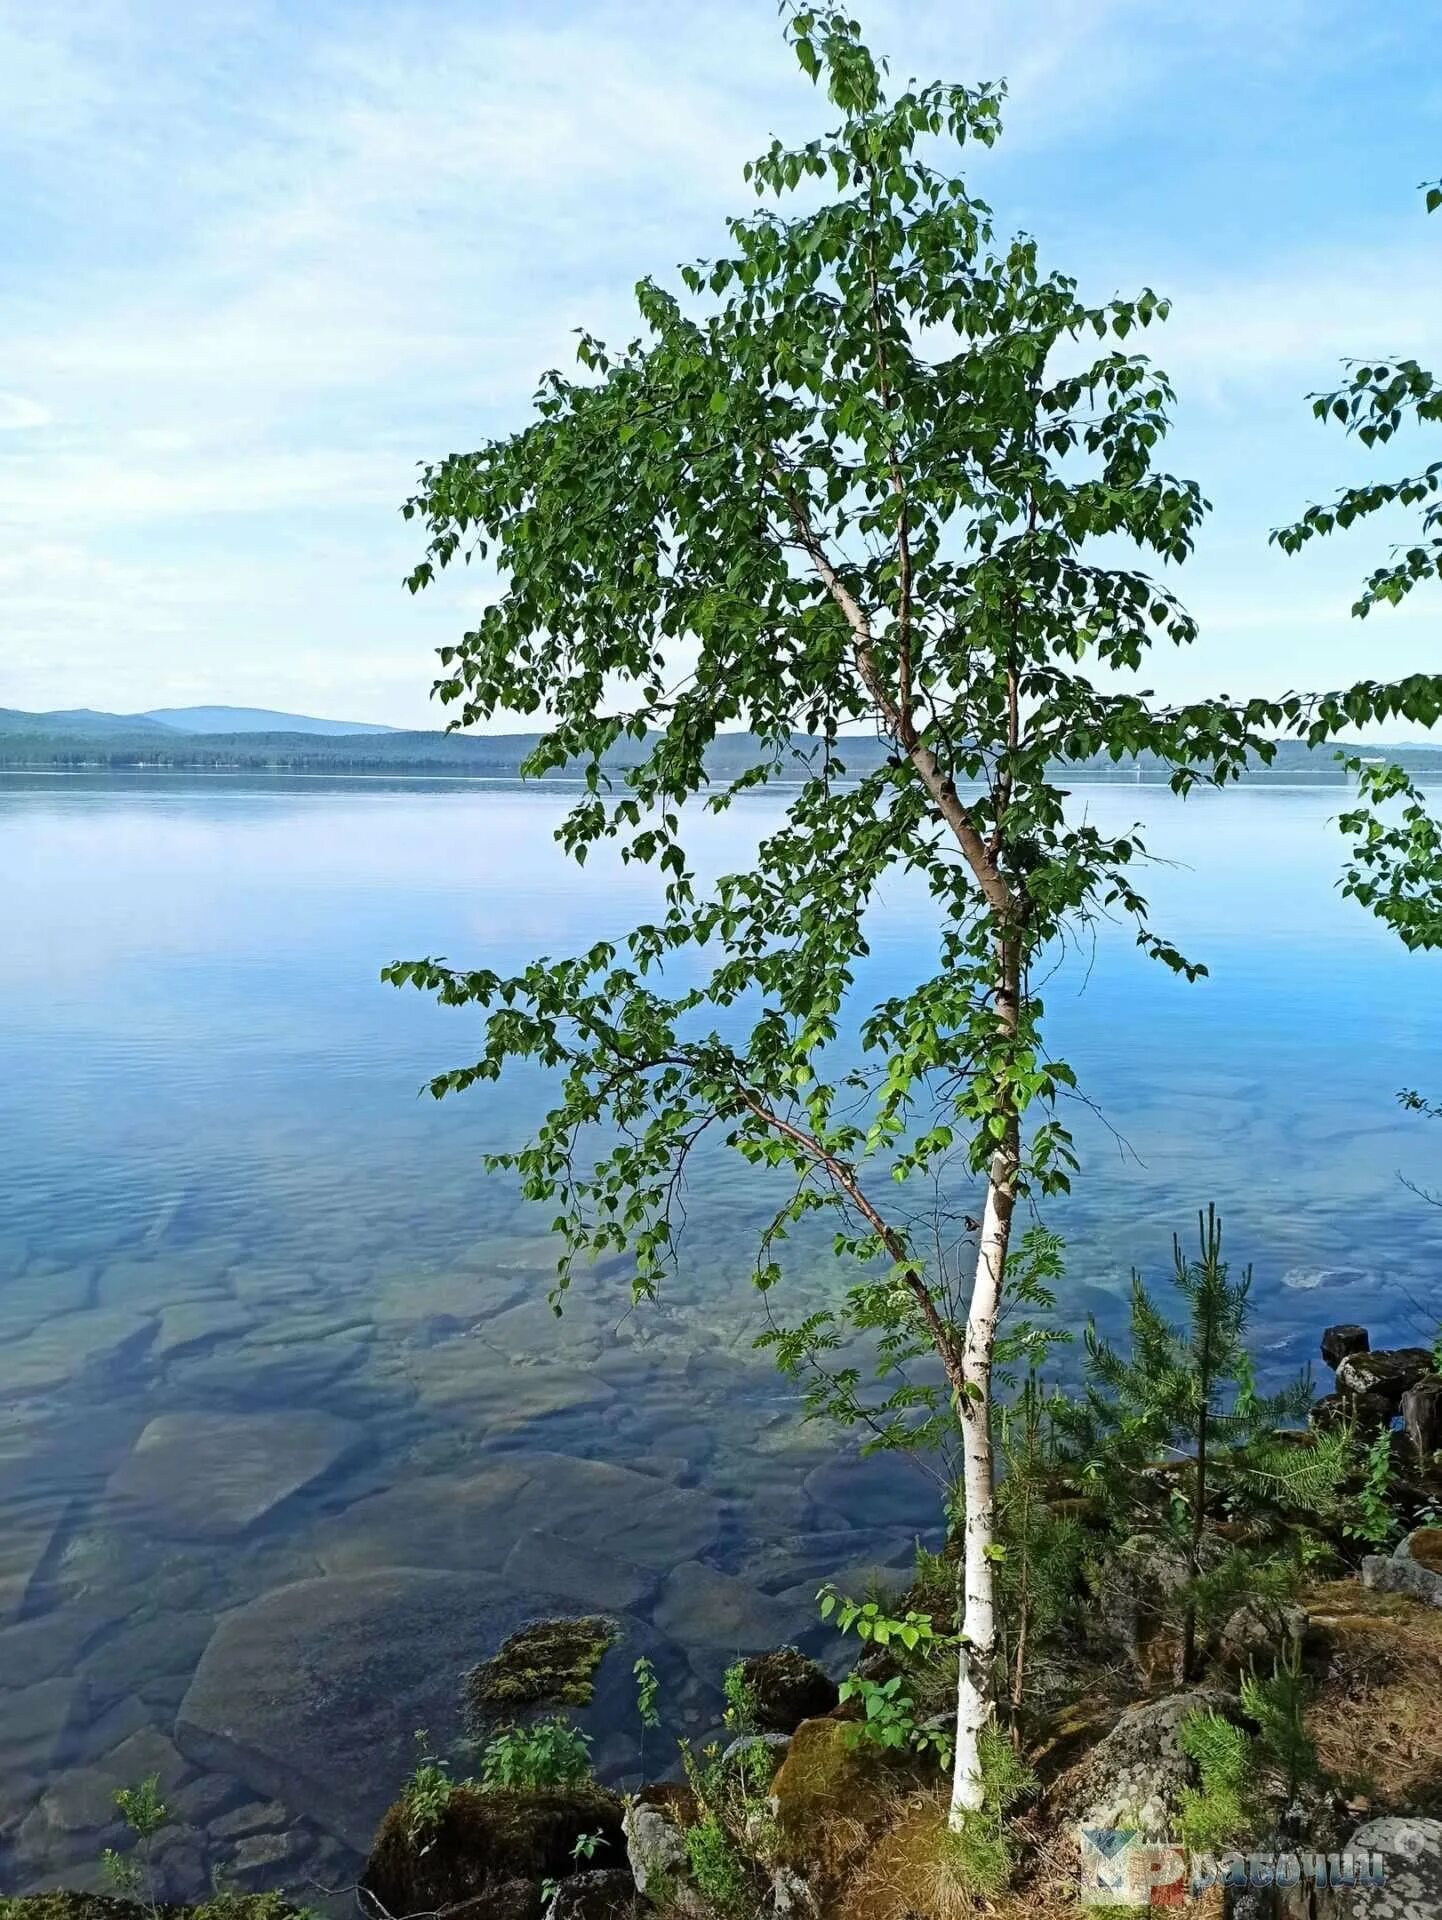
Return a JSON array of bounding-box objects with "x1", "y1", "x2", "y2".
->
[{"x1": 387, "y1": 10, "x2": 1442, "y2": 1820}]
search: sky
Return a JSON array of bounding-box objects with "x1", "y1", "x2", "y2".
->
[{"x1": 0, "y1": 0, "x2": 1439, "y2": 732}]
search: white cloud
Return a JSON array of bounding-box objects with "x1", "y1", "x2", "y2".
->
[{"x1": 0, "y1": 0, "x2": 1436, "y2": 726}]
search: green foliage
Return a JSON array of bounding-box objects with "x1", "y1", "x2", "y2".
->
[
  {"x1": 838, "y1": 1671, "x2": 953, "y2": 1767},
  {"x1": 1274, "y1": 174, "x2": 1442, "y2": 951},
  {"x1": 1240, "y1": 1640, "x2": 1319, "y2": 1799},
  {"x1": 678, "y1": 1739, "x2": 773, "y2": 1916},
  {"x1": 384, "y1": 5, "x2": 1438, "y2": 1551},
  {"x1": 1177, "y1": 1711, "x2": 1254, "y2": 1851},
  {"x1": 721, "y1": 1659, "x2": 760, "y2": 1734},
  {"x1": 994, "y1": 1368, "x2": 1087, "y2": 1719},
  {"x1": 634, "y1": 1653, "x2": 661, "y2": 1776},
  {"x1": 685, "y1": 1816, "x2": 753, "y2": 1919},
  {"x1": 1179, "y1": 1644, "x2": 1319, "y2": 1851},
  {"x1": 478, "y1": 1717, "x2": 594, "y2": 1791},
  {"x1": 818, "y1": 1584, "x2": 944, "y2": 1652},
  {"x1": 540, "y1": 1832, "x2": 610, "y2": 1915},
  {"x1": 634, "y1": 1656, "x2": 661, "y2": 1731},
  {"x1": 101, "y1": 1775, "x2": 167, "y2": 1919},
  {"x1": 942, "y1": 1725, "x2": 1036, "y2": 1896},
  {"x1": 1055, "y1": 1208, "x2": 1338, "y2": 1673},
  {"x1": 386, "y1": 10, "x2": 1441, "y2": 1805},
  {"x1": 400, "y1": 1731, "x2": 457, "y2": 1850},
  {"x1": 1342, "y1": 1428, "x2": 1403, "y2": 1549}
]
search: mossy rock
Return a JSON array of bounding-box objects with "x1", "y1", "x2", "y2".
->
[
  {"x1": 0, "y1": 1900, "x2": 299, "y2": 1920},
  {"x1": 1410, "y1": 1526, "x2": 1442, "y2": 1572},
  {"x1": 739, "y1": 1646, "x2": 838, "y2": 1733},
  {"x1": 466, "y1": 1616, "x2": 618, "y2": 1719},
  {"x1": 769, "y1": 1715, "x2": 917, "y2": 1892},
  {"x1": 362, "y1": 1782, "x2": 626, "y2": 1914}
]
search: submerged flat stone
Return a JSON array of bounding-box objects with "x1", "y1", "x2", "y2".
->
[
  {"x1": 6, "y1": 1308, "x2": 156, "y2": 1395},
  {"x1": 654, "y1": 1561, "x2": 800, "y2": 1651},
  {"x1": 314, "y1": 1450, "x2": 719, "y2": 1576},
  {"x1": 175, "y1": 1569, "x2": 570, "y2": 1851},
  {"x1": 107, "y1": 1411, "x2": 360, "y2": 1539}
]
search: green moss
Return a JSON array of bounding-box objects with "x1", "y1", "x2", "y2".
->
[
  {"x1": 362, "y1": 1782, "x2": 624, "y2": 1914},
  {"x1": 466, "y1": 1615, "x2": 617, "y2": 1717},
  {"x1": 0, "y1": 1899, "x2": 300, "y2": 1920}
]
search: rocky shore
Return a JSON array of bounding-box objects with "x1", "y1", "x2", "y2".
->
[{"x1": 4, "y1": 1324, "x2": 1441, "y2": 1920}]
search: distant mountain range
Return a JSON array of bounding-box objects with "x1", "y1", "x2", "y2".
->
[
  {"x1": 0, "y1": 703, "x2": 1439, "y2": 782},
  {"x1": 0, "y1": 704, "x2": 393, "y2": 738}
]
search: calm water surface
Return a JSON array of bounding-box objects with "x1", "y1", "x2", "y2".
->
[{"x1": 1, "y1": 773, "x2": 1439, "y2": 1896}]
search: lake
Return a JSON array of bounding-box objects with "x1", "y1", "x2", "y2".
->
[{"x1": 1, "y1": 772, "x2": 1439, "y2": 1898}]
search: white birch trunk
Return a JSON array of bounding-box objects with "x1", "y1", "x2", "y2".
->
[{"x1": 947, "y1": 1140, "x2": 1014, "y2": 1822}]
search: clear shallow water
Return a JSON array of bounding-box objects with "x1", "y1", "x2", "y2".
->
[{"x1": 1, "y1": 773, "x2": 1439, "y2": 1896}]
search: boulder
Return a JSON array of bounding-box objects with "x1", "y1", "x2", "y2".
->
[
  {"x1": 737, "y1": 1647, "x2": 839, "y2": 1733},
  {"x1": 769, "y1": 1715, "x2": 914, "y2": 1892},
  {"x1": 1401, "y1": 1380, "x2": 1442, "y2": 1461},
  {"x1": 548, "y1": 1868, "x2": 643, "y2": 1918},
  {"x1": 622, "y1": 1786, "x2": 703, "y2": 1918},
  {"x1": 106, "y1": 1411, "x2": 360, "y2": 1539},
  {"x1": 361, "y1": 1782, "x2": 625, "y2": 1917},
  {"x1": 1319, "y1": 1816, "x2": 1442, "y2": 1919},
  {"x1": 1335, "y1": 1349, "x2": 1434, "y2": 1418},
  {"x1": 1050, "y1": 1689, "x2": 1245, "y2": 1839},
  {"x1": 1321, "y1": 1325, "x2": 1370, "y2": 1370},
  {"x1": 1362, "y1": 1527, "x2": 1442, "y2": 1609}
]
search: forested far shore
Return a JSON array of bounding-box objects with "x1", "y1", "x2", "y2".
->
[{"x1": 4, "y1": 724, "x2": 1441, "y2": 780}]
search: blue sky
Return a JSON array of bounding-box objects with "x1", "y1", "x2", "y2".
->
[{"x1": 1, "y1": 0, "x2": 1439, "y2": 731}]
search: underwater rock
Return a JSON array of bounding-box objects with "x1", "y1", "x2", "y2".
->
[
  {"x1": 0, "y1": 1676, "x2": 88, "y2": 1783},
  {"x1": 106, "y1": 1411, "x2": 360, "y2": 1539},
  {"x1": 654, "y1": 1562, "x2": 799, "y2": 1653},
  {"x1": 801, "y1": 1451, "x2": 941, "y2": 1531},
  {"x1": 6, "y1": 1308, "x2": 156, "y2": 1396},
  {"x1": 0, "y1": 1266, "x2": 93, "y2": 1342},
  {"x1": 313, "y1": 1451, "x2": 720, "y2": 1576},
  {"x1": 501, "y1": 1528, "x2": 655, "y2": 1612},
  {"x1": 153, "y1": 1300, "x2": 254, "y2": 1361},
  {"x1": 176, "y1": 1570, "x2": 581, "y2": 1851}
]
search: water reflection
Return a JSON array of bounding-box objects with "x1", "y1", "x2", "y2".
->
[{"x1": 0, "y1": 774, "x2": 1438, "y2": 1898}]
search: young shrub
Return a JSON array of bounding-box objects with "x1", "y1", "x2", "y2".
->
[
  {"x1": 721, "y1": 1659, "x2": 760, "y2": 1735},
  {"x1": 938, "y1": 1726, "x2": 1037, "y2": 1898},
  {"x1": 1176, "y1": 1710, "x2": 1255, "y2": 1851},
  {"x1": 101, "y1": 1774, "x2": 167, "y2": 1919},
  {"x1": 400, "y1": 1729, "x2": 458, "y2": 1850},
  {"x1": 479, "y1": 1717, "x2": 594, "y2": 1791}
]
